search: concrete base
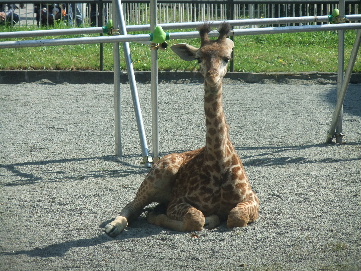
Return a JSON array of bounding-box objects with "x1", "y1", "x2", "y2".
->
[{"x1": 0, "y1": 70, "x2": 360, "y2": 84}]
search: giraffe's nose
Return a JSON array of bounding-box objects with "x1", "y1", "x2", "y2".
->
[
  {"x1": 207, "y1": 69, "x2": 220, "y2": 85},
  {"x1": 207, "y1": 69, "x2": 219, "y2": 78}
]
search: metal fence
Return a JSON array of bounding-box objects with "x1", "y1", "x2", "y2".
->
[
  {"x1": 122, "y1": 0, "x2": 361, "y2": 25},
  {"x1": 1, "y1": 0, "x2": 360, "y2": 28}
]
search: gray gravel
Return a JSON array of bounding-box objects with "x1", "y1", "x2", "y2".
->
[{"x1": 1, "y1": 79, "x2": 360, "y2": 271}]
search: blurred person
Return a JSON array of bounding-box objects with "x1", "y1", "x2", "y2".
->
[
  {"x1": 34, "y1": 3, "x2": 65, "y2": 26},
  {"x1": 66, "y1": 3, "x2": 83, "y2": 27},
  {"x1": 0, "y1": 4, "x2": 20, "y2": 26}
]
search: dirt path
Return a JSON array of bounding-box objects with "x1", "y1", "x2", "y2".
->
[{"x1": 1, "y1": 81, "x2": 360, "y2": 270}]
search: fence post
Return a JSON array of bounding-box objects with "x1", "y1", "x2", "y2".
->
[
  {"x1": 326, "y1": 29, "x2": 361, "y2": 143},
  {"x1": 151, "y1": 0, "x2": 160, "y2": 162},
  {"x1": 98, "y1": 0, "x2": 104, "y2": 71},
  {"x1": 335, "y1": 0, "x2": 346, "y2": 143},
  {"x1": 227, "y1": 0, "x2": 235, "y2": 72},
  {"x1": 112, "y1": 0, "x2": 122, "y2": 156},
  {"x1": 114, "y1": 0, "x2": 151, "y2": 163}
]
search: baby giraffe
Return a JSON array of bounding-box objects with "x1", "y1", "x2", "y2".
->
[{"x1": 105, "y1": 23, "x2": 260, "y2": 237}]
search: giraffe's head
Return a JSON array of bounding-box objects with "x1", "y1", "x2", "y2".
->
[{"x1": 171, "y1": 23, "x2": 234, "y2": 88}]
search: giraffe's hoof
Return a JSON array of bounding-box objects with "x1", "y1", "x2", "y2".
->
[
  {"x1": 104, "y1": 217, "x2": 128, "y2": 237},
  {"x1": 227, "y1": 213, "x2": 248, "y2": 228},
  {"x1": 104, "y1": 223, "x2": 122, "y2": 237},
  {"x1": 204, "y1": 215, "x2": 220, "y2": 229}
]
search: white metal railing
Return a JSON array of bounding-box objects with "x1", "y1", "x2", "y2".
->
[
  {"x1": 2, "y1": 14, "x2": 361, "y2": 39},
  {"x1": 1, "y1": 22, "x2": 360, "y2": 48}
]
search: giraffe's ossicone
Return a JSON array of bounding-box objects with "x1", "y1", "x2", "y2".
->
[{"x1": 105, "y1": 23, "x2": 260, "y2": 237}]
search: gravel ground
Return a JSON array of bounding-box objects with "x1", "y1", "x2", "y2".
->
[{"x1": 0, "y1": 79, "x2": 360, "y2": 271}]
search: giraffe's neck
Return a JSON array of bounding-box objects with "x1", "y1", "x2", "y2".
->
[{"x1": 204, "y1": 84, "x2": 234, "y2": 163}]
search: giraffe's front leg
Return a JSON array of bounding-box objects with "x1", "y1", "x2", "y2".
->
[
  {"x1": 104, "y1": 200, "x2": 144, "y2": 237},
  {"x1": 104, "y1": 153, "x2": 186, "y2": 237},
  {"x1": 227, "y1": 194, "x2": 260, "y2": 228}
]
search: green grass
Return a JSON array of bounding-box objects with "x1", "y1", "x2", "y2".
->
[{"x1": 0, "y1": 25, "x2": 360, "y2": 73}]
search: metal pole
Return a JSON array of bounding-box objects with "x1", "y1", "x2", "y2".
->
[
  {"x1": 99, "y1": 0, "x2": 104, "y2": 71},
  {"x1": 0, "y1": 27, "x2": 104, "y2": 38},
  {"x1": 2, "y1": 23, "x2": 361, "y2": 49},
  {"x1": 327, "y1": 29, "x2": 361, "y2": 143},
  {"x1": 335, "y1": 0, "x2": 346, "y2": 143},
  {"x1": 227, "y1": 0, "x2": 235, "y2": 72},
  {"x1": 126, "y1": 15, "x2": 361, "y2": 31},
  {"x1": 151, "y1": 0, "x2": 160, "y2": 162},
  {"x1": 2, "y1": 15, "x2": 361, "y2": 39},
  {"x1": 112, "y1": 1, "x2": 122, "y2": 157},
  {"x1": 114, "y1": 0, "x2": 151, "y2": 164}
]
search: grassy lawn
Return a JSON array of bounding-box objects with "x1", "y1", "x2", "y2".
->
[{"x1": 0, "y1": 25, "x2": 360, "y2": 73}]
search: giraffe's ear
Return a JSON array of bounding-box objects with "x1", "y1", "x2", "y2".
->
[{"x1": 171, "y1": 44, "x2": 199, "y2": 61}]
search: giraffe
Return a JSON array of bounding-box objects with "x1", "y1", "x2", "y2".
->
[{"x1": 104, "y1": 22, "x2": 260, "y2": 237}]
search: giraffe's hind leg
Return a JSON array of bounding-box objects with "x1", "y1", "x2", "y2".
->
[
  {"x1": 227, "y1": 194, "x2": 260, "y2": 228},
  {"x1": 147, "y1": 198, "x2": 220, "y2": 231},
  {"x1": 147, "y1": 204, "x2": 205, "y2": 232}
]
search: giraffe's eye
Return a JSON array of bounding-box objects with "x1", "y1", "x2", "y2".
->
[
  {"x1": 196, "y1": 58, "x2": 202, "y2": 64},
  {"x1": 223, "y1": 57, "x2": 230, "y2": 63}
]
